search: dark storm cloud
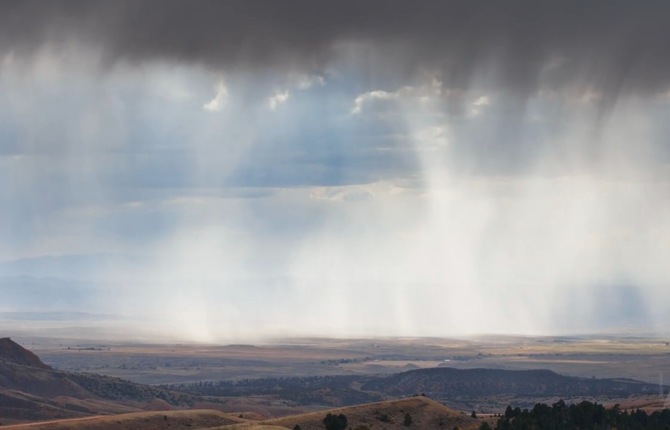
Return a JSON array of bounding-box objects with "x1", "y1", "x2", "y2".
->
[{"x1": 2, "y1": 1, "x2": 670, "y2": 100}]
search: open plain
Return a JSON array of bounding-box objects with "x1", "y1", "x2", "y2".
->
[{"x1": 17, "y1": 335, "x2": 670, "y2": 386}]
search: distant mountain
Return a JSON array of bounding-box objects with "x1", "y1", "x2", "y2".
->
[
  {"x1": 0, "y1": 253, "x2": 156, "y2": 279},
  {"x1": 0, "y1": 276, "x2": 93, "y2": 311},
  {"x1": 0, "y1": 311, "x2": 115, "y2": 321},
  {"x1": 0, "y1": 253, "x2": 155, "y2": 315}
]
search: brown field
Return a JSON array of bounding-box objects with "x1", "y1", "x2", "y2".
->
[{"x1": 17, "y1": 335, "x2": 670, "y2": 385}]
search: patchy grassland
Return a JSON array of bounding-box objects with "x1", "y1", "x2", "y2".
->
[{"x1": 25, "y1": 335, "x2": 670, "y2": 385}]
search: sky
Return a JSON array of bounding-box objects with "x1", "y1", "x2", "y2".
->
[{"x1": 1, "y1": 1, "x2": 670, "y2": 342}]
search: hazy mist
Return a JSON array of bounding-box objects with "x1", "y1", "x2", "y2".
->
[{"x1": 1, "y1": 1, "x2": 669, "y2": 342}]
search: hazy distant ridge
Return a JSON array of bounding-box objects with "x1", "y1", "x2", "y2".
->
[{"x1": 362, "y1": 367, "x2": 665, "y2": 398}]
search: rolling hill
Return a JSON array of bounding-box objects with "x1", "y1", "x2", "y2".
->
[
  {"x1": 361, "y1": 367, "x2": 664, "y2": 398},
  {"x1": 0, "y1": 338, "x2": 195, "y2": 422},
  {"x1": 0, "y1": 409, "x2": 247, "y2": 430},
  {"x1": 3, "y1": 337, "x2": 668, "y2": 428},
  {"x1": 0, "y1": 396, "x2": 477, "y2": 430},
  {"x1": 174, "y1": 366, "x2": 667, "y2": 411},
  {"x1": 263, "y1": 396, "x2": 478, "y2": 430}
]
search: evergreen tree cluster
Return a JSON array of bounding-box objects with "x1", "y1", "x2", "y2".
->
[{"x1": 492, "y1": 400, "x2": 670, "y2": 430}]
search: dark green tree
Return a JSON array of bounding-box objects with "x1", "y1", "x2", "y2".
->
[
  {"x1": 323, "y1": 413, "x2": 348, "y2": 430},
  {"x1": 404, "y1": 412, "x2": 413, "y2": 427}
]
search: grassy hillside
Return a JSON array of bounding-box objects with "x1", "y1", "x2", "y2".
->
[
  {"x1": 173, "y1": 366, "x2": 668, "y2": 411},
  {"x1": 361, "y1": 367, "x2": 664, "y2": 398},
  {"x1": 0, "y1": 409, "x2": 245, "y2": 430},
  {"x1": 211, "y1": 425, "x2": 290, "y2": 430},
  {"x1": 0, "y1": 387, "x2": 142, "y2": 423},
  {"x1": 262, "y1": 396, "x2": 479, "y2": 430},
  {"x1": 0, "y1": 338, "x2": 197, "y2": 422}
]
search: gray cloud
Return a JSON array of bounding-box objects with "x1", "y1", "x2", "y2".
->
[{"x1": 2, "y1": 1, "x2": 670, "y2": 102}]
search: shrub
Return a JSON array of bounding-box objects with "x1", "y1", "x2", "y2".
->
[{"x1": 377, "y1": 413, "x2": 391, "y2": 422}]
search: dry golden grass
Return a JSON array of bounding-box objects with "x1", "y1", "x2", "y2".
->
[
  {"x1": 209, "y1": 425, "x2": 290, "y2": 430},
  {"x1": 0, "y1": 409, "x2": 246, "y2": 430},
  {"x1": 0, "y1": 397, "x2": 479, "y2": 430},
  {"x1": 608, "y1": 395, "x2": 670, "y2": 412},
  {"x1": 262, "y1": 396, "x2": 479, "y2": 430}
]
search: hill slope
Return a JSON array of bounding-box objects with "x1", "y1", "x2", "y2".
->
[
  {"x1": 175, "y1": 366, "x2": 668, "y2": 411},
  {"x1": 0, "y1": 339, "x2": 195, "y2": 422},
  {"x1": 362, "y1": 367, "x2": 663, "y2": 398},
  {"x1": 0, "y1": 409, "x2": 245, "y2": 430},
  {"x1": 0, "y1": 337, "x2": 51, "y2": 369},
  {"x1": 263, "y1": 396, "x2": 478, "y2": 430},
  {"x1": 0, "y1": 398, "x2": 475, "y2": 430}
]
